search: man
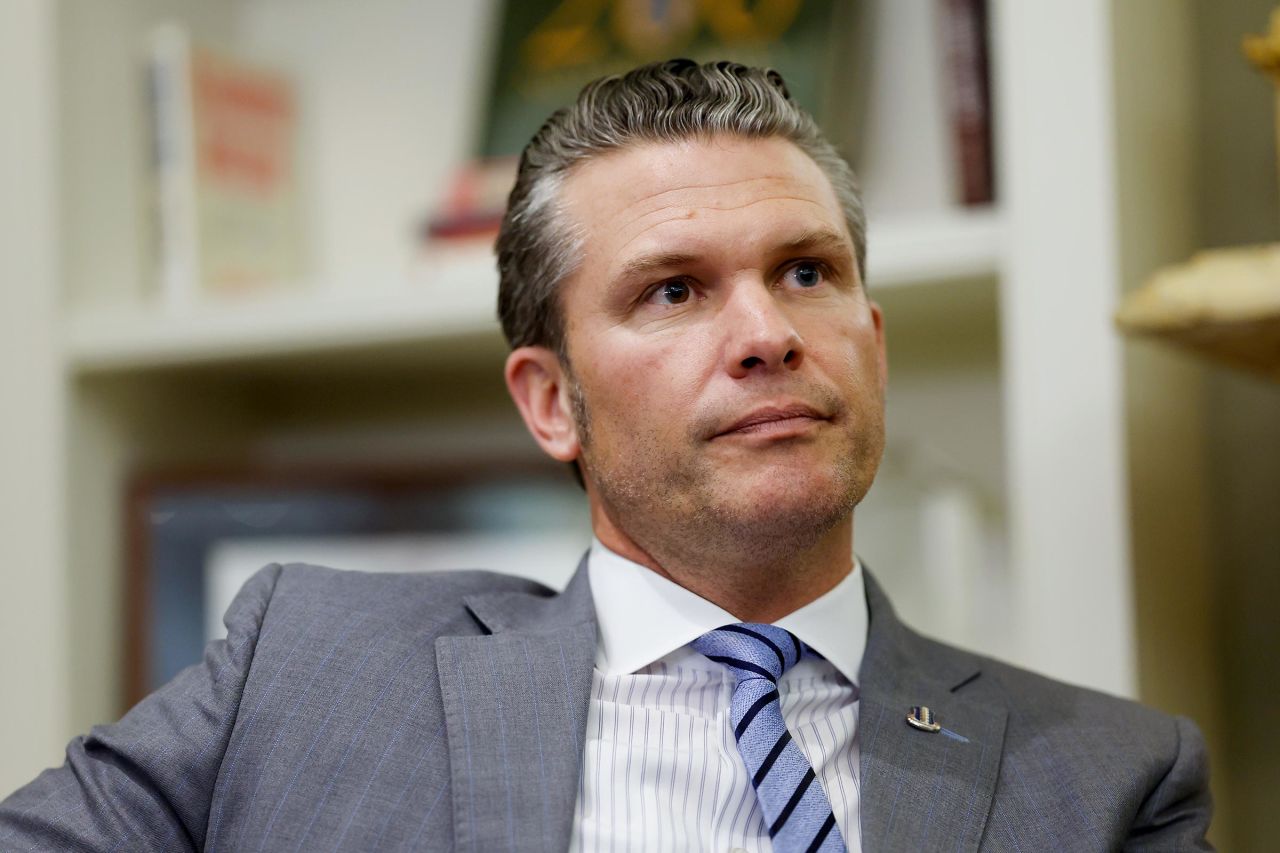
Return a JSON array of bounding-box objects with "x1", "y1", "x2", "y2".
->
[{"x1": 0, "y1": 60, "x2": 1211, "y2": 851}]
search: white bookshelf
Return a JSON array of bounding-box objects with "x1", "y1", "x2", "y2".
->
[
  {"x1": 62, "y1": 252, "x2": 502, "y2": 374},
  {"x1": 63, "y1": 209, "x2": 1003, "y2": 374},
  {"x1": 5, "y1": 0, "x2": 1213, "y2": 822}
]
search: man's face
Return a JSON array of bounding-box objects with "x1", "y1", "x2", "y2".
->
[{"x1": 529, "y1": 135, "x2": 886, "y2": 562}]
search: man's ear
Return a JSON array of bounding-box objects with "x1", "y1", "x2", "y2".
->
[
  {"x1": 869, "y1": 298, "x2": 888, "y2": 390},
  {"x1": 504, "y1": 345, "x2": 581, "y2": 463}
]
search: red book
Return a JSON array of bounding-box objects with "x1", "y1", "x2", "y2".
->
[{"x1": 940, "y1": 0, "x2": 994, "y2": 206}]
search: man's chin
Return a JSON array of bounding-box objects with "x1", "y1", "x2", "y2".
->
[
  {"x1": 703, "y1": 467, "x2": 858, "y2": 531},
  {"x1": 688, "y1": 496, "x2": 853, "y2": 567},
  {"x1": 717, "y1": 455, "x2": 848, "y2": 495}
]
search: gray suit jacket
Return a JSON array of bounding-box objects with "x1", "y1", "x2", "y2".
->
[{"x1": 0, "y1": 560, "x2": 1212, "y2": 851}]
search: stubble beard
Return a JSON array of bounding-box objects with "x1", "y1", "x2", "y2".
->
[{"x1": 569, "y1": 376, "x2": 884, "y2": 576}]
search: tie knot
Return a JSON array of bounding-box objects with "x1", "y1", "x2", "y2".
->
[{"x1": 690, "y1": 623, "x2": 805, "y2": 683}]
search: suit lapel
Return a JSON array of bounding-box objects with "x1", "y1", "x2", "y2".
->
[
  {"x1": 436, "y1": 560, "x2": 596, "y2": 853},
  {"x1": 434, "y1": 557, "x2": 1008, "y2": 851},
  {"x1": 858, "y1": 568, "x2": 1007, "y2": 852}
]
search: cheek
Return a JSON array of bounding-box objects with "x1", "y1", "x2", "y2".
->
[
  {"x1": 579, "y1": 341, "x2": 704, "y2": 430},
  {"x1": 806, "y1": 320, "x2": 866, "y2": 365},
  {"x1": 807, "y1": 326, "x2": 884, "y2": 400}
]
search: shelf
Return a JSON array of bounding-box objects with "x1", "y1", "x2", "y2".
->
[
  {"x1": 63, "y1": 248, "x2": 502, "y2": 375},
  {"x1": 63, "y1": 208, "x2": 1004, "y2": 376},
  {"x1": 866, "y1": 207, "x2": 1003, "y2": 287}
]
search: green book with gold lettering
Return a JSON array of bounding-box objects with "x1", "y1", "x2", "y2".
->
[{"x1": 478, "y1": 0, "x2": 864, "y2": 162}]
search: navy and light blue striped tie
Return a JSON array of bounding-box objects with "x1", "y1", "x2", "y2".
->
[{"x1": 692, "y1": 623, "x2": 846, "y2": 853}]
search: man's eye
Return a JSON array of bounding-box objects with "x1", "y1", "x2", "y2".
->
[
  {"x1": 652, "y1": 280, "x2": 692, "y2": 304},
  {"x1": 788, "y1": 262, "x2": 825, "y2": 288}
]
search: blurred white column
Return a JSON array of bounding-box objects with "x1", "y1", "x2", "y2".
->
[
  {"x1": 919, "y1": 478, "x2": 986, "y2": 644},
  {"x1": 0, "y1": 0, "x2": 70, "y2": 793},
  {"x1": 992, "y1": 0, "x2": 1136, "y2": 696}
]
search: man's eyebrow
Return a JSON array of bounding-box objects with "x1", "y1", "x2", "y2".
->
[
  {"x1": 615, "y1": 251, "x2": 702, "y2": 282},
  {"x1": 775, "y1": 228, "x2": 854, "y2": 259}
]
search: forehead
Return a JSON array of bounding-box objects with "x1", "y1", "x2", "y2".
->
[{"x1": 559, "y1": 136, "x2": 850, "y2": 270}]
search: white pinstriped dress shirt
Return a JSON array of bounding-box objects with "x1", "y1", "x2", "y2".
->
[{"x1": 569, "y1": 541, "x2": 868, "y2": 853}]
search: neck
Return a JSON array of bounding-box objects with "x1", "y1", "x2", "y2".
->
[{"x1": 590, "y1": 501, "x2": 854, "y2": 623}]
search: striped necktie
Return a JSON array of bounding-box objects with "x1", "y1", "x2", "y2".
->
[{"x1": 691, "y1": 623, "x2": 846, "y2": 853}]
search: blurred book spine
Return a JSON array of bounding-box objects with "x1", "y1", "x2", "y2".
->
[
  {"x1": 146, "y1": 24, "x2": 305, "y2": 305},
  {"x1": 421, "y1": 157, "x2": 517, "y2": 243},
  {"x1": 940, "y1": 0, "x2": 994, "y2": 205}
]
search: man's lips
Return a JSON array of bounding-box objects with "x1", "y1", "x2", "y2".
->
[{"x1": 713, "y1": 404, "x2": 830, "y2": 438}]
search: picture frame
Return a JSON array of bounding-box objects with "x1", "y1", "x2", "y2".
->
[{"x1": 122, "y1": 460, "x2": 589, "y2": 707}]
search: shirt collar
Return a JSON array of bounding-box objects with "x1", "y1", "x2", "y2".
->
[{"x1": 587, "y1": 539, "x2": 868, "y2": 686}]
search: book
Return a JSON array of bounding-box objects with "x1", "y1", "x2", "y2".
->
[
  {"x1": 478, "y1": 0, "x2": 846, "y2": 158},
  {"x1": 146, "y1": 24, "x2": 305, "y2": 304},
  {"x1": 421, "y1": 157, "x2": 518, "y2": 242},
  {"x1": 940, "y1": 0, "x2": 995, "y2": 205}
]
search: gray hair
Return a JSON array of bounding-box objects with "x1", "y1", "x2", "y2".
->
[{"x1": 496, "y1": 58, "x2": 867, "y2": 356}]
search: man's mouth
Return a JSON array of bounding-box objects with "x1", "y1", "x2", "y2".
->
[{"x1": 713, "y1": 404, "x2": 830, "y2": 439}]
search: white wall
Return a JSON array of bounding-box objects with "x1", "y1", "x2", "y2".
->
[{"x1": 0, "y1": 0, "x2": 70, "y2": 794}]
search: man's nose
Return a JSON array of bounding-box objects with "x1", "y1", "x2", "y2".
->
[{"x1": 722, "y1": 282, "x2": 805, "y2": 378}]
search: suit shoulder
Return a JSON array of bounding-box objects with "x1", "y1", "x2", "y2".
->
[
  {"x1": 273, "y1": 561, "x2": 553, "y2": 596},
  {"x1": 260, "y1": 562, "x2": 555, "y2": 628},
  {"x1": 914, "y1": 629, "x2": 1198, "y2": 804},
  {"x1": 901, "y1": 631, "x2": 1211, "y2": 845}
]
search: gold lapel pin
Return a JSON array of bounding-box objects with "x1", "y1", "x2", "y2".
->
[{"x1": 906, "y1": 705, "x2": 942, "y2": 733}]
